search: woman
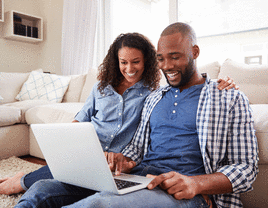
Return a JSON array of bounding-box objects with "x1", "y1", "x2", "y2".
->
[
  {"x1": 0, "y1": 33, "x2": 236, "y2": 196},
  {"x1": 0, "y1": 32, "x2": 160, "y2": 195}
]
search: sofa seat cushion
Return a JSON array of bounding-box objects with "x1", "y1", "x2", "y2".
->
[
  {"x1": 26, "y1": 102, "x2": 85, "y2": 124},
  {"x1": 0, "y1": 106, "x2": 21, "y2": 127},
  {"x1": 3, "y1": 100, "x2": 52, "y2": 124},
  {"x1": 219, "y1": 59, "x2": 268, "y2": 104},
  {"x1": 250, "y1": 104, "x2": 268, "y2": 165}
]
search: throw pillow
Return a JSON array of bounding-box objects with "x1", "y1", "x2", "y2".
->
[
  {"x1": 219, "y1": 59, "x2": 268, "y2": 104},
  {"x1": 80, "y1": 70, "x2": 98, "y2": 102},
  {"x1": 0, "y1": 69, "x2": 43, "y2": 104},
  {"x1": 62, "y1": 74, "x2": 87, "y2": 102},
  {"x1": 16, "y1": 71, "x2": 71, "y2": 103},
  {"x1": 198, "y1": 61, "x2": 221, "y2": 79}
]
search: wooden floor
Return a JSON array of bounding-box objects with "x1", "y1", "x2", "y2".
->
[{"x1": 19, "y1": 155, "x2": 47, "y2": 166}]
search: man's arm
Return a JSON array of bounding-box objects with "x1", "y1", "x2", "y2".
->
[
  {"x1": 147, "y1": 172, "x2": 232, "y2": 200},
  {"x1": 148, "y1": 88, "x2": 258, "y2": 200}
]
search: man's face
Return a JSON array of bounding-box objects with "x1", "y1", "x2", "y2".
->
[{"x1": 157, "y1": 33, "x2": 195, "y2": 88}]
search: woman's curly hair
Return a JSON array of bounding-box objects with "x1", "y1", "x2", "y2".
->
[{"x1": 97, "y1": 33, "x2": 161, "y2": 93}]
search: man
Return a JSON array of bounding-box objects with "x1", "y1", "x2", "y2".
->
[{"x1": 14, "y1": 22, "x2": 258, "y2": 208}]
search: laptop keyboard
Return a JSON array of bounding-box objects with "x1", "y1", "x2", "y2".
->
[{"x1": 114, "y1": 179, "x2": 141, "y2": 190}]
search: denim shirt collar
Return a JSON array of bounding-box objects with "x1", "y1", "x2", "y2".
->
[{"x1": 101, "y1": 80, "x2": 146, "y2": 96}]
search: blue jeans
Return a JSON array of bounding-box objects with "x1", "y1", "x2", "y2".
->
[
  {"x1": 20, "y1": 164, "x2": 170, "y2": 190},
  {"x1": 15, "y1": 165, "x2": 210, "y2": 208},
  {"x1": 20, "y1": 165, "x2": 53, "y2": 190},
  {"x1": 15, "y1": 179, "x2": 210, "y2": 208}
]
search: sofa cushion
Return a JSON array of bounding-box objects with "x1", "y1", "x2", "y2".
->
[
  {"x1": 0, "y1": 69, "x2": 43, "y2": 104},
  {"x1": 0, "y1": 106, "x2": 21, "y2": 127},
  {"x1": 26, "y1": 102, "x2": 85, "y2": 124},
  {"x1": 16, "y1": 71, "x2": 71, "y2": 103},
  {"x1": 0, "y1": 124, "x2": 29, "y2": 159},
  {"x1": 3, "y1": 100, "x2": 52, "y2": 124},
  {"x1": 62, "y1": 74, "x2": 87, "y2": 103},
  {"x1": 198, "y1": 61, "x2": 221, "y2": 79},
  {"x1": 250, "y1": 104, "x2": 268, "y2": 165},
  {"x1": 219, "y1": 59, "x2": 268, "y2": 104},
  {"x1": 80, "y1": 70, "x2": 98, "y2": 102}
]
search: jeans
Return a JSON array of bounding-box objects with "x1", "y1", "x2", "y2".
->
[
  {"x1": 21, "y1": 165, "x2": 53, "y2": 190},
  {"x1": 15, "y1": 165, "x2": 210, "y2": 208},
  {"x1": 15, "y1": 179, "x2": 210, "y2": 208}
]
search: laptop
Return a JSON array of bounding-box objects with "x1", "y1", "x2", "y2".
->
[{"x1": 31, "y1": 122, "x2": 153, "y2": 195}]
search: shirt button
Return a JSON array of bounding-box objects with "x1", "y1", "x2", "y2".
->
[
  {"x1": 118, "y1": 124, "x2": 121, "y2": 128},
  {"x1": 119, "y1": 113, "x2": 122, "y2": 116},
  {"x1": 175, "y1": 95, "x2": 178, "y2": 98},
  {"x1": 111, "y1": 135, "x2": 114, "y2": 138},
  {"x1": 105, "y1": 146, "x2": 109, "y2": 150},
  {"x1": 120, "y1": 100, "x2": 123, "y2": 102},
  {"x1": 172, "y1": 110, "x2": 176, "y2": 114},
  {"x1": 174, "y1": 102, "x2": 177, "y2": 106},
  {"x1": 175, "y1": 90, "x2": 178, "y2": 93},
  {"x1": 140, "y1": 93, "x2": 143, "y2": 96}
]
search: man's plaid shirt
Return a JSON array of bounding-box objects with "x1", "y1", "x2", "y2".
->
[{"x1": 122, "y1": 76, "x2": 259, "y2": 208}]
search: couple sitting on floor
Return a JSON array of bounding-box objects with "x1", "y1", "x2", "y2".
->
[{"x1": 1, "y1": 22, "x2": 258, "y2": 208}]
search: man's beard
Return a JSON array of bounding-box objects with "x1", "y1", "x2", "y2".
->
[{"x1": 164, "y1": 58, "x2": 195, "y2": 88}]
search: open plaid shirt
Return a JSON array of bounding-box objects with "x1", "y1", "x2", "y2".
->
[{"x1": 122, "y1": 76, "x2": 258, "y2": 208}]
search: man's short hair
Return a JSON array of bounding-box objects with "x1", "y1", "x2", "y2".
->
[{"x1": 161, "y1": 22, "x2": 197, "y2": 46}]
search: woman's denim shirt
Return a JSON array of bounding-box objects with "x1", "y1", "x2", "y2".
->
[{"x1": 75, "y1": 81, "x2": 151, "y2": 153}]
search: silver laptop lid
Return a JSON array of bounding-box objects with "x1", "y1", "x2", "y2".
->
[{"x1": 31, "y1": 122, "x2": 118, "y2": 193}]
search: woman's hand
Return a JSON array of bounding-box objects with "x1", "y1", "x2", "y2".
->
[
  {"x1": 104, "y1": 152, "x2": 136, "y2": 175},
  {"x1": 217, "y1": 76, "x2": 239, "y2": 90}
]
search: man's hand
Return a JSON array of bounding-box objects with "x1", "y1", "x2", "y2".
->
[
  {"x1": 147, "y1": 171, "x2": 232, "y2": 201},
  {"x1": 104, "y1": 152, "x2": 136, "y2": 176},
  {"x1": 217, "y1": 76, "x2": 239, "y2": 90},
  {"x1": 147, "y1": 171, "x2": 198, "y2": 200}
]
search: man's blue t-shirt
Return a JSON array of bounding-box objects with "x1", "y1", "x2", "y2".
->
[{"x1": 141, "y1": 83, "x2": 206, "y2": 176}]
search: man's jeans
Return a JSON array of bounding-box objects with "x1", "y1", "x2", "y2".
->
[
  {"x1": 15, "y1": 179, "x2": 210, "y2": 208},
  {"x1": 15, "y1": 165, "x2": 210, "y2": 208}
]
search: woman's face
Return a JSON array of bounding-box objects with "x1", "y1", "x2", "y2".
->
[{"x1": 118, "y1": 47, "x2": 145, "y2": 85}]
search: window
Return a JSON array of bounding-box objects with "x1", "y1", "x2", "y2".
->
[
  {"x1": 177, "y1": 0, "x2": 268, "y2": 66},
  {"x1": 109, "y1": 0, "x2": 169, "y2": 48},
  {"x1": 95, "y1": 0, "x2": 268, "y2": 69},
  {"x1": 93, "y1": 0, "x2": 170, "y2": 69},
  {"x1": 245, "y1": 55, "x2": 262, "y2": 65}
]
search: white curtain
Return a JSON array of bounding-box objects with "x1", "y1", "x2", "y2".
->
[{"x1": 61, "y1": 0, "x2": 99, "y2": 75}]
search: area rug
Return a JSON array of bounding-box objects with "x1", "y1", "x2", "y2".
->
[{"x1": 0, "y1": 156, "x2": 44, "y2": 208}]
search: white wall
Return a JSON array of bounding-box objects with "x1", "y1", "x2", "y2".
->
[{"x1": 0, "y1": 0, "x2": 64, "y2": 74}]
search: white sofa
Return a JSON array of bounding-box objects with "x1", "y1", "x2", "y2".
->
[
  {"x1": 0, "y1": 59, "x2": 267, "y2": 208},
  {"x1": 0, "y1": 69, "x2": 97, "y2": 159}
]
